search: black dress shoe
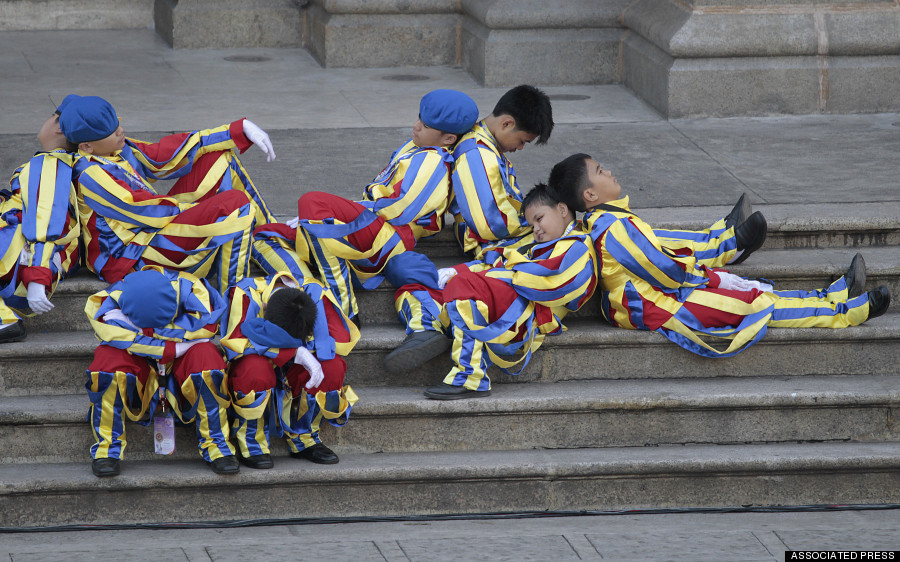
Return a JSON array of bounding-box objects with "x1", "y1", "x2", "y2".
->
[
  {"x1": 238, "y1": 453, "x2": 274, "y2": 470},
  {"x1": 290, "y1": 443, "x2": 339, "y2": 464},
  {"x1": 383, "y1": 330, "x2": 451, "y2": 373},
  {"x1": 866, "y1": 286, "x2": 891, "y2": 320},
  {"x1": 0, "y1": 321, "x2": 26, "y2": 344},
  {"x1": 724, "y1": 193, "x2": 751, "y2": 228},
  {"x1": 423, "y1": 382, "x2": 491, "y2": 400},
  {"x1": 208, "y1": 455, "x2": 240, "y2": 474},
  {"x1": 731, "y1": 211, "x2": 767, "y2": 265},
  {"x1": 843, "y1": 252, "x2": 866, "y2": 298},
  {"x1": 91, "y1": 457, "x2": 120, "y2": 477}
]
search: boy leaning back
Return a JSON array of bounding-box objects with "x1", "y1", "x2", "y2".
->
[
  {"x1": 253, "y1": 89, "x2": 478, "y2": 321},
  {"x1": 59, "y1": 94, "x2": 276, "y2": 292},
  {"x1": 549, "y1": 153, "x2": 891, "y2": 357}
]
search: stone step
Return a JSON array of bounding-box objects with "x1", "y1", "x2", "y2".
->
[
  {"x1": 1, "y1": 441, "x2": 897, "y2": 528},
  {"x1": 1, "y1": 375, "x2": 897, "y2": 465},
  {"x1": 4, "y1": 312, "x2": 899, "y2": 397},
  {"x1": 21, "y1": 241, "x2": 900, "y2": 333}
]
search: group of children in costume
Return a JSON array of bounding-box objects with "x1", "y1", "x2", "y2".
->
[{"x1": 0, "y1": 85, "x2": 890, "y2": 478}]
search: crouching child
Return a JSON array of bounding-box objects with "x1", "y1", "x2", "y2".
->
[
  {"x1": 220, "y1": 272, "x2": 359, "y2": 468},
  {"x1": 84, "y1": 266, "x2": 237, "y2": 477}
]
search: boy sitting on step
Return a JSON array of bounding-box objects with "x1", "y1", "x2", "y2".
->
[
  {"x1": 1, "y1": 102, "x2": 81, "y2": 344},
  {"x1": 386, "y1": 183, "x2": 597, "y2": 400},
  {"x1": 449, "y1": 84, "x2": 554, "y2": 258},
  {"x1": 252, "y1": 89, "x2": 479, "y2": 322},
  {"x1": 220, "y1": 272, "x2": 358, "y2": 468},
  {"x1": 549, "y1": 152, "x2": 891, "y2": 357},
  {"x1": 85, "y1": 267, "x2": 238, "y2": 477},
  {"x1": 59, "y1": 94, "x2": 276, "y2": 292}
]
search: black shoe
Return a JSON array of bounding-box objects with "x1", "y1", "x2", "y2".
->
[
  {"x1": 350, "y1": 314, "x2": 362, "y2": 329},
  {"x1": 0, "y1": 321, "x2": 26, "y2": 344},
  {"x1": 423, "y1": 382, "x2": 491, "y2": 401},
  {"x1": 383, "y1": 330, "x2": 451, "y2": 373},
  {"x1": 724, "y1": 193, "x2": 751, "y2": 228},
  {"x1": 843, "y1": 252, "x2": 867, "y2": 298},
  {"x1": 91, "y1": 457, "x2": 120, "y2": 477},
  {"x1": 866, "y1": 286, "x2": 890, "y2": 320},
  {"x1": 731, "y1": 211, "x2": 767, "y2": 265},
  {"x1": 290, "y1": 443, "x2": 339, "y2": 464},
  {"x1": 208, "y1": 455, "x2": 240, "y2": 474},
  {"x1": 237, "y1": 453, "x2": 274, "y2": 470}
]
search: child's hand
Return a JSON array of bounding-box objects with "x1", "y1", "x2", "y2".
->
[
  {"x1": 26, "y1": 282, "x2": 54, "y2": 314},
  {"x1": 294, "y1": 346, "x2": 325, "y2": 389},
  {"x1": 437, "y1": 268, "x2": 458, "y2": 289},
  {"x1": 243, "y1": 119, "x2": 276, "y2": 162}
]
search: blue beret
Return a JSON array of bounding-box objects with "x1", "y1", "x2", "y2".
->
[
  {"x1": 59, "y1": 95, "x2": 119, "y2": 143},
  {"x1": 419, "y1": 89, "x2": 478, "y2": 135},
  {"x1": 118, "y1": 270, "x2": 179, "y2": 329}
]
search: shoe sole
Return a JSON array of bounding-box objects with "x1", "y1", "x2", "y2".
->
[
  {"x1": 725, "y1": 193, "x2": 751, "y2": 228},
  {"x1": 845, "y1": 253, "x2": 866, "y2": 298},
  {"x1": 731, "y1": 214, "x2": 767, "y2": 265},
  {"x1": 384, "y1": 333, "x2": 451, "y2": 373}
]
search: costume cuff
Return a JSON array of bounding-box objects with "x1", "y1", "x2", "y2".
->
[
  {"x1": 229, "y1": 119, "x2": 254, "y2": 153},
  {"x1": 21, "y1": 266, "x2": 52, "y2": 287}
]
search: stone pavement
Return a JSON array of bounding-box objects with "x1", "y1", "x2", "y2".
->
[
  {"x1": 2, "y1": 508, "x2": 899, "y2": 561},
  {"x1": 1, "y1": 27, "x2": 898, "y2": 558}
]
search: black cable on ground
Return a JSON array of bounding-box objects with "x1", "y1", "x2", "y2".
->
[{"x1": 2, "y1": 503, "x2": 899, "y2": 534}]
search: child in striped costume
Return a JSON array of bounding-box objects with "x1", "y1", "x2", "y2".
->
[
  {"x1": 84, "y1": 267, "x2": 238, "y2": 477},
  {"x1": 549, "y1": 153, "x2": 891, "y2": 357}
]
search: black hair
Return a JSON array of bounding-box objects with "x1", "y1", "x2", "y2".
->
[
  {"x1": 264, "y1": 288, "x2": 317, "y2": 341},
  {"x1": 521, "y1": 182, "x2": 562, "y2": 215},
  {"x1": 491, "y1": 84, "x2": 554, "y2": 145},
  {"x1": 548, "y1": 153, "x2": 593, "y2": 213}
]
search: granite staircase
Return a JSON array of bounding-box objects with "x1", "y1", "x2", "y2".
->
[{"x1": 0, "y1": 206, "x2": 898, "y2": 529}]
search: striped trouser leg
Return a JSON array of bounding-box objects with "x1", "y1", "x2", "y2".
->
[
  {"x1": 171, "y1": 369, "x2": 235, "y2": 462},
  {"x1": 85, "y1": 371, "x2": 128, "y2": 460},
  {"x1": 305, "y1": 233, "x2": 357, "y2": 319},
  {"x1": 231, "y1": 389, "x2": 274, "y2": 457},
  {"x1": 443, "y1": 323, "x2": 492, "y2": 391},
  {"x1": 654, "y1": 219, "x2": 738, "y2": 268},
  {"x1": 769, "y1": 276, "x2": 870, "y2": 329},
  {"x1": 251, "y1": 237, "x2": 317, "y2": 281},
  {"x1": 395, "y1": 286, "x2": 446, "y2": 335},
  {"x1": 85, "y1": 369, "x2": 159, "y2": 460},
  {"x1": 281, "y1": 386, "x2": 358, "y2": 453}
]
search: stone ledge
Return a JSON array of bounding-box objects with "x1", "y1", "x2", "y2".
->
[
  {"x1": 1, "y1": 442, "x2": 898, "y2": 527},
  {"x1": 461, "y1": 0, "x2": 628, "y2": 29}
]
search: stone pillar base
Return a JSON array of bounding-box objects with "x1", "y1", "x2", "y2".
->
[
  {"x1": 154, "y1": 0, "x2": 303, "y2": 49},
  {"x1": 306, "y1": 2, "x2": 458, "y2": 67}
]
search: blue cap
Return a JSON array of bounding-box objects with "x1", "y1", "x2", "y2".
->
[
  {"x1": 419, "y1": 89, "x2": 478, "y2": 135},
  {"x1": 58, "y1": 95, "x2": 119, "y2": 143},
  {"x1": 118, "y1": 270, "x2": 179, "y2": 329}
]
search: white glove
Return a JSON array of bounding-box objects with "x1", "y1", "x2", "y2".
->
[
  {"x1": 102, "y1": 309, "x2": 139, "y2": 330},
  {"x1": 26, "y1": 282, "x2": 54, "y2": 314},
  {"x1": 437, "y1": 267, "x2": 458, "y2": 289},
  {"x1": 175, "y1": 339, "x2": 210, "y2": 358},
  {"x1": 286, "y1": 216, "x2": 300, "y2": 229},
  {"x1": 243, "y1": 119, "x2": 276, "y2": 162},
  {"x1": 294, "y1": 346, "x2": 324, "y2": 389},
  {"x1": 715, "y1": 271, "x2": 772, "y2": 292}
]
